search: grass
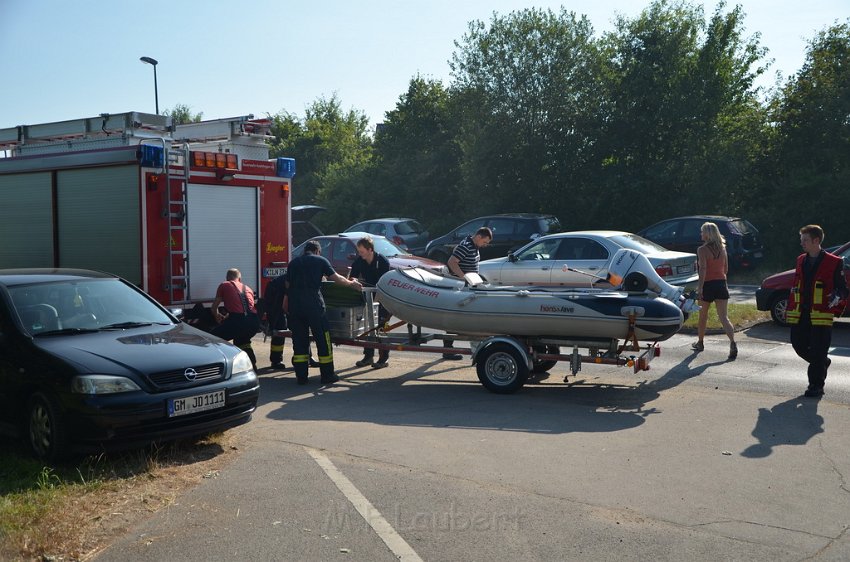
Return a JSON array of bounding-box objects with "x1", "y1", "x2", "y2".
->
[
  {"x1": 682, "y1": 302, "x2": 770, "y2": 332},
  {"x1": 0, "y1": 433, "x2": 235, "y2": 561}
]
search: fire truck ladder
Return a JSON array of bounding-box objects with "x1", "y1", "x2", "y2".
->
[{"x1": 166, "y1": 145, "x2": 191, "y2": 304}]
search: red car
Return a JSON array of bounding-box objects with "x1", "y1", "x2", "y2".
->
[
  {"x1": 291, "y1": 233, "x2": 448, "y2": 278},
  {"x1": 756, "y1": 241, "x2": 850, "y2": 325}
]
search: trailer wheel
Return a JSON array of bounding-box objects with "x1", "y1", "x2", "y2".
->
[
  {"x1": 476, "y1": 343, "x2": 529, "y2": 394},
  {"x1": 531, "y1": 345, "x2": 559, "y2": 373}
]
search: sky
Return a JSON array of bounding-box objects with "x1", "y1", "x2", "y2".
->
[{"x1": 0, "y1": 0, "x2": 846, "y2": 133}]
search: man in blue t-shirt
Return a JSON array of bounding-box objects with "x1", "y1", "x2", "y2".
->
[{"x1": 285, "y1": 241, "x2": 362, "y2": 385}]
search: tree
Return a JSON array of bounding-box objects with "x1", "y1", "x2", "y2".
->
[
  {"x1": 268, "y1": 95, "x2": 373, "y2": 229},
  {"x1": 371, "y1": 76, "x2": 463, "y2": 234},
  {"x1": 449, "y1": 8, "x2": 602, "y2": 225},
  {"x1": 594, "y1": 0, "x2": 768, "y2": 231},
  {"x1": 163, "y1": 104, "x2": 203, "y2": 124},
  {"x1": 760, "y1": 20, "x2": 850, "y2": 258}
]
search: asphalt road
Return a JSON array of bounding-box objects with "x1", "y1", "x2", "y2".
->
[{"x1": 95, "y1": 321, "x2": 850, "y2": 561}]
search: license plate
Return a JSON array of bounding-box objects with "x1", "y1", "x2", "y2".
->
[
  {"x1": 263, "y1": 267, "x2": 287, "y2": 278},
  {"x1": 677, "y1": 264, "x2": 693, "y2": 274},
  {"x1": 168, "y1": 390, "x2": 225, "y2": 417}
]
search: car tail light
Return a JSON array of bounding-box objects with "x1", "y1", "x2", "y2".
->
[
  {"x1": 392, "y1": 236, "x2": 406, "y2": 247},
  {"x1": 655, "y1": 264, "x2": 674, "y2": 278}
]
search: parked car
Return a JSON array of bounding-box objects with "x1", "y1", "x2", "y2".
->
[
  {"x1": 0, "y1": 269, "x2": 259, "y2": 462},
  {"x1": 756, "y1": 241, "x2": 850, "y2": 326},
  {"x1": 344, "y1": 218, "x2": 429, "y2": 255},
  {"x1": 291, "y1": 233, "x2": 448, "y2": 277},
  {"x1": 478, "y1": 231, "x2": 699, "y2": 288},
  {"x1": 292, "y1": 205, "x2": 325, "y2": 248},
  {"x1": 425, "y1": 214, "x2": 562, "y2": 263},
  {"x1": 637, "y1": 215, "x2": 764, "y2": 269}
]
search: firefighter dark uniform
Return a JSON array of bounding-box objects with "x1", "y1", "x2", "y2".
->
[
  {"x1": 787, "y1": 250, "x2": 848, "y2": 395},
  {"x1": 286, "y1": 250, "x2": 339, "y2": 384},
  {"x1": 265, "y1": 274, "x2": 288, "y2": 368}
]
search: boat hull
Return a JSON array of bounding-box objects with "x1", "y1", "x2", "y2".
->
[{"x1": 376, "y1": 268, "x2": 684, "y2": 342}]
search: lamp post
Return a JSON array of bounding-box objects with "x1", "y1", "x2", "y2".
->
[{"x1": 139, "y1": 56, "x2": 159, "y2": 115}]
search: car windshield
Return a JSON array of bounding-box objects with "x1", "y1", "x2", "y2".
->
[
  {"x1": 9, "y1": 278, "x2": 173, "y2": 336},
  {"x1": 608, "y1": 233, "x2": 669, "y2": 253}
]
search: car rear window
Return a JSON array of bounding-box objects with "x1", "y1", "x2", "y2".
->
[
  {"x1": 728, "y1": 220, "x2": 756, "y2": 235},
  {"x1": 372, "y1": 237, "x2": 409, "y2": 256},
  {"x1": 395, "y1": 220, "x2": 424, "y2": 235},
  {"x1": 609, "y1": 233, "x2": 670, "y2": 254}
]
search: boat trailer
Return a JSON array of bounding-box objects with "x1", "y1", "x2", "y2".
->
[{"x1": 274, "y1": 289, "x2": 660, "y2": 394}]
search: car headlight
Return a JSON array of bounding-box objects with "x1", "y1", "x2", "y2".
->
[
  {"x1": 72, "y1": 375, "x2": 141, "y2": 394},
  {"x1": 232, "y1": 351, "x2": 255, "y2": 375}
]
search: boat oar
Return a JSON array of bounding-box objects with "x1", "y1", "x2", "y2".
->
[{"x1": 563, "y1": 266, "x2": 618, "y2": 286}]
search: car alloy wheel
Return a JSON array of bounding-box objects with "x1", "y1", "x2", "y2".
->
[
  {"x1": 770, "y1": 294, "x2": 789, "y2": 326},
  {"x1": 27, "y1": 393, "x2": 68, "y2": 463}
]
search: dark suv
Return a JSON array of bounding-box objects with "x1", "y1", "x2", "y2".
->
[
  {"x1": 292, "y1": 205, "x2": 325, "y2": 248},
  {"x1": 425, "y1": 214, "x2": 562, "y2": 263},
  {"x1": 637, "y1": 215, "x2": 764, "y2": 269}
]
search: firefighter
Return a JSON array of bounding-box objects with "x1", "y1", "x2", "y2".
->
[
  {"x1": 264, "y1": 272, "x2": 288, "y2": 369},
  {"x1": 264, "y1": 274, "x2": 320, "y2": 369},
  {"x1": 211, "y1": 268, "x2": 260, "y2": 371},
  {"x1": 284, "y1": 241, "x2": 361, "y2": 384},
  {"x1": 787, "y1": 224, "x2": 848, "y2": 397}
]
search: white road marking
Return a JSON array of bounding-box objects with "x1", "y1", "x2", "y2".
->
[{"x1": 307, "y1": 447, "x2": 423, "y2": 562}]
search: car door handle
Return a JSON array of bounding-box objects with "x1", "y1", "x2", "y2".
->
[{"x1": 541, "y1": 266, "x2": 550, "y2": 271}]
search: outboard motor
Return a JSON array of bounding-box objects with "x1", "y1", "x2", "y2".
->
[{"x1": 606, "y1": 249, "x2": 700, "y2": 313}]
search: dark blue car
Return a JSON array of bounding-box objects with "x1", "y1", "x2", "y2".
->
[{"x1": 0, "y1": 269, "x2": 259, "y2": 462}]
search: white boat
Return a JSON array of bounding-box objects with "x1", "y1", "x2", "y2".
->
[{"x1": 376, "y1": 266, "x2": 685, "y2": 342}]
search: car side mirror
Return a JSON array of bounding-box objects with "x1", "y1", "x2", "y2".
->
[
  {"x1": 169, "y1": 307, "x2": 184, "y2": 320},
  {"x1": 508, "y1": 253, "x2": 518, "y2": 263},
  {"x1": 529, "y1": 233, "x2": 540, "y2": 241}
]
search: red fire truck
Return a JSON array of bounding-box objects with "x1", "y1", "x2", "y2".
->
[{"x1": 0, "y1": 111, "x2": 294, "y2": 312}]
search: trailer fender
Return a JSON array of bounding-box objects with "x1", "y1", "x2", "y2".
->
[{"x1": 472, "y1": 336, "x2": 532, "y2": 370}]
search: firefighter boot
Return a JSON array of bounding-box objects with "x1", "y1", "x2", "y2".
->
[
  {"x1": 269, "y1": 335, "x2": 285, "y2": 368},
  {"x1": 292, "y1": 354, "x2": 309, "y2": 385},
  {"x1": 319, "y1": 363, "x2": 339, "y2": 385}
]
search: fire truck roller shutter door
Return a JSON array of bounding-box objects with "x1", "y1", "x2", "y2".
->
[
  {"x1": 0, "y1": 172, "x2": 54, "y2": 268},
  {"x1": 186, "y1": 183, "x2": 259, "y2": 301},
  {"x1": 57, "y1": 166, "x2": 142, "y2": 284}
]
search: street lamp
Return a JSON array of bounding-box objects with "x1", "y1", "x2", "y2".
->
[{"x1": 139, "y1": 56, "x2": 159, "y2": 115}]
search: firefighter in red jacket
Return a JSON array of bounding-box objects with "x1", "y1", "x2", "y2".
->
[{"x1": 788, "y1": 225, "x2": 848, "y2": 397}]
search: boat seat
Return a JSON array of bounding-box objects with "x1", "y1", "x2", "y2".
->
[{"x1": 464, "y1": 272, "x2": 485, "y2": 287}]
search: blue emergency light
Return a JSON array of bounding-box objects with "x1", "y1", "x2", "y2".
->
[
  {"x1": 276, "y1": 157, "x2": 296, "y2": 178},
  {"x1": 137, "y1": 144, "x2": 164, "y2": 168}
]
